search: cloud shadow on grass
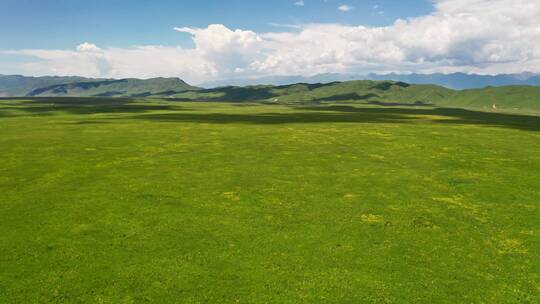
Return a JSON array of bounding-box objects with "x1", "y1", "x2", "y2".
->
[
  {"x1": 125, "y1": 105, "x2": 540, "y2": 132},
  {"x1": 0, "y1": 97, "x2": 187, "y2": 116},
  {"x1": 1, "y1": 98, "x2": 539, "y2": 132},
  {"x1": 297, "y1": 105, "x2": 540, "y2": 131}
]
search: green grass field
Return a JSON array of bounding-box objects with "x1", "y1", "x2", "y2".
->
[{"x1": 1, "y1": 98, "x2": 539, "y2": 303}]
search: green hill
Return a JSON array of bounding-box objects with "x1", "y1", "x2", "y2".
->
[
  {"x1": 168, "y1": 80, "x2": 540, "y2": 112},
  {"x1": 169, "y1": 81, "x2": 453, "y2": 104},
  {"x1": 2, "y1": 75, "x2": 539, "y2": 112},
  {"x1": 27, "y1": 77, "x2": 198, "y2": 97},
  {"x1": 167, "y1": 80, "x2": 540, "y2": 111},
  {"x1": 0, "y1": 75, "x2": 102, "y2": 97},
  {"x1": 436, "y1": 86, "x2": 540, "y2": 111}
]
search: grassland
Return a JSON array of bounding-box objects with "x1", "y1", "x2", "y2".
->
[{"x1": 1, "y1": 98, "x2": 539, "y2": 303}]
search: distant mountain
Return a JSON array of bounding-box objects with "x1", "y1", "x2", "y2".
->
[
  {"x1": 200, "y1": 72, "x2": 540, "y2": 90},
  {"x1": 26, "y1": 78, "x2": 198, "y2": 97},
  {"x1": 0, "y1": 75, "x2": 104, "y2": 97}
]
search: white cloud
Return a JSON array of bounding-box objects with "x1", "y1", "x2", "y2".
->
[
  {"x1": 1, "y1": 0, "x2": 540, "y2": 84},
  {"x1": 1, "y1": 46, "x2": 112, "y2": 78},
  {"x1": 76, "y1": 42, "x2": 101, "y2": 52},
  {"x1": 172, "y1": 24, "x2": 264, "y2": 80},
  {"x1": 174, "y1": 24, "x2": 262, "y2": 55},
  {"x1": 294, "y1": 0, "x2": 305, "y2": 6},
  {"x1": 338, "y1": 5, "x2": 353, "y2": 12},
  {"x1": 104, "y1": 46, "x2": 217, "y2": 83}
]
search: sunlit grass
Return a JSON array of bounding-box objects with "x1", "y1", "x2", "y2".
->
[{"x1": 1, "y1": 98, "x2": 539, "y2": 303}]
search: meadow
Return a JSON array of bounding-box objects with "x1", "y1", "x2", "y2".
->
[{"x1": 0, "y1": 98, "x2": 539, "y2": 303}]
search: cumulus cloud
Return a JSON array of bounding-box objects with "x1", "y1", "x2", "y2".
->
[
  {"x1": 1, "y1": 45, "x2": 112, "y2": 77},
  {"x1": 1, "y1": 0, "x2": 539, "y2": 84},
  {"x1": 76, "y1": 42, "x2": 101, "y2": 52},
  {"x1": 173, "y1": 24, "x2": 264, "y2": 79}
]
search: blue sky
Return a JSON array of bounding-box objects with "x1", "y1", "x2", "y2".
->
[
  {"x1": 0, "y1": 0, "x2": 538, "y2": 83},
  {"x1": 0, "y1": 0, "x2": 433, "y2": 49}
]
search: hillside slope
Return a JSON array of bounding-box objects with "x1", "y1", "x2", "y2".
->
[
  {"x1": 437, "y1": 86, "x2": 540, "y2": 111},
  {"x1": 201, "y1": 72, "x2": 540, "y2": 89},
  {"x1": 0, "y1": 75, "x2": 102, "y2": 97},
  {"x1": 175, "y1": 81, "x2": 539, "y2": 111},
  {"x1": 170, "y1": 81, "x2": 453, "y2": 104},
  {"x1": 27, "y1": 78, "x2": 198, "y2": 97}
]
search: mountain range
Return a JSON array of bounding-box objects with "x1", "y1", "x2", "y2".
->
[
  {"x1": 1, "y1": 73, "x2": 539, "y2": 112},
  {"x1": 2, "y1": 72, "x2": 540, "y2": 98},
  {"x1": 200, "y1": 72, "x2": 540, "y2": 90}
]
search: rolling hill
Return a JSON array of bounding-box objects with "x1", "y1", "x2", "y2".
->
[
  {"x1": 169, "y1": 80, "x2": 540, "y2": 112},
  {"x1": 0, "y1": 74, "x2": 103, "y2": 97},
  {"x1": 1, "y1": 74, "x2": 539, "y2": 112},
  {"x1": 435, "y1": 86, "x2": 540, "y2": 111},
  {"x1": 26, "y1": 77, "x2": 198, "y2": 97},
  {"x1": 201, "y1": 72, "x2": 540, "y2": 90}
]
